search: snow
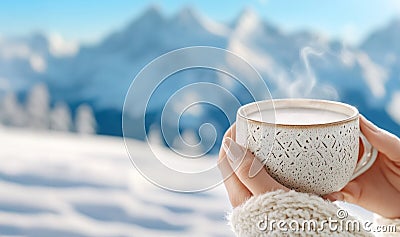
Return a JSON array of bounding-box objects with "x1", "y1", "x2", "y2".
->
[
  {"x1": 233, "y1": 8, "x2": 263, "y2": 38},
  {"x1": 356, "y1": 52, "x2": 388, "y2": 98},
  {"x1": 387, "y1": 91, "x2": 400, "y2": 124},
  {"x1": 0, "y1": 40, "x2": 31, "y2": 59},
  {"x1": 175, "y1": 7, "x2": 229, "y2": 37},
  {"x1": 26, "y1": 83, "x2": 50, "y2": 129},
  {"x1": 0, "y1": 128, "x2": 232, "y2": 237},
  {"x1": 196, "y1": 12, "x2": 230, "y2": 37},
  {"x1": 75, "y1": 104, "x2": 96, "y2": 134},
  {"x1": 48, "y1": 34, "x2": 79, "y2": 57},
  {"x1": 0, "y1": 37, "x2": 47, "y2": 73},
  {"x1": 29, "y1": 54, "x2": 46, "y2": 72},
  {"x1": 50, "y1": 102, "x2": 72, "y2": 131}
]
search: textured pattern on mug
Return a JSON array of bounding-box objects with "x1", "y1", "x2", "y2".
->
[{"x1": 245, "y1": 119, "x2": 359, "y2": 195}]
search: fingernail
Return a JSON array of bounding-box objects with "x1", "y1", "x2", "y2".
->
[
  {"x1": 222, "y1": 137, "x2": 245, "y2": 164},
  {"x1": 360, "y1": 115, "x2": 378, "y2": 132},
  {"x1": 248, "y1": 158, "x2": 264, "y2": 178}
]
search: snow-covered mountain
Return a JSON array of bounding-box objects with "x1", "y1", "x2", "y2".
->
[
  {"x1": 0, "y1": 32, "x2": 78, "y2": 92},
  {"x1": 0, "y1": 33, "x2": 48, "y2": 92},
  {"x1": 0, "y1": 6, "x2": 399, "y2": 146}
]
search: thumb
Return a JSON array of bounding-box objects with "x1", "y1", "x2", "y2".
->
[
  {"x1": 360, "y1": 115, "x2": 400, "y2": 163},
  {"x1": 325, "y1": 181, "x2": 362, "y2": 203}
]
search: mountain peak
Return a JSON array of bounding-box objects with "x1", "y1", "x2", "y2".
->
[
  {"x1": 232, "y1": 7, "x2": 270, "y2": 38},
  {"x1": 137, "y1": 5, "x2": 164, "y2": 22},
  {"x1": 232, "y1": 7, "x2": 262, "y2": 30},
  {"x1": 123, "y1": 4, "x2": 164, "y2": 32},
  {"x1": 235, "y1": 7, "x2": 259, "y2": 24},
  {"x1": 174, "y1": 6, "x2": 200, "y2": 22}
]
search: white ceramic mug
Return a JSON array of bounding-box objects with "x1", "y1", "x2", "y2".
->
[{"x1": 236, "y1": 99, "x2": 378, "y2": 195}]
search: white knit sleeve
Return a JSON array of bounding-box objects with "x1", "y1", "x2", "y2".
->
[
  {"x1": 228, "y1": 190, "x2": 372, "y2": 236},
  {"x1": 373, "y1": 215, "x2": 400, "y2": 236}
]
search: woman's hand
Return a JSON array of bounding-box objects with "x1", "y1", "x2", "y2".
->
[
  {"x1": 326, "y1": 115, "x2": 400, "y2": 219},
  {"x1": 217, "y1": 124, "x2": 289, "y2": 208}
]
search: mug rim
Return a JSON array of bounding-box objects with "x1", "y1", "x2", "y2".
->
[{"x1": 237, "y1": 98, "x2": 359, "y2": 127}]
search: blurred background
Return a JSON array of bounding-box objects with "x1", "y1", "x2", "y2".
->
[{"x1": 0, "y1": 0, "x2": 399, "y2": 236}]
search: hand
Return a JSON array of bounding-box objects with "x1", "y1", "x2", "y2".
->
[
  {"x1": 217, "y1": 124, "x2": 289, "y2": 208},
  {"x1": 326, "y1": 115, "x2": 400, "y2": 219}
]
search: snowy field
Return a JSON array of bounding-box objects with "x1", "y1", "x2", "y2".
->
[
  {"x1": 0, "y1": 127, "x2": 232, "y2": 237},
  {"x1": 0, "y1": 127, "x2": 374, "y2": 237}
]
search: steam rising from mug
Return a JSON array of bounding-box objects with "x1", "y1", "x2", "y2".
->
[
  {"x1": 292, "y1": 47, "x2": 322, "y2": 96},
  {"x1": 288, "y1": 46, "x2": 338, "y2": 99}
]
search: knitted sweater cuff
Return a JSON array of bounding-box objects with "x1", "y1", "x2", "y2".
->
[
  {"x1": 373, "y1": 215, "x2": 400, "y2": 236},
  {"x1": 228, "y1": 189, "x2": 371, "y2": 236}
]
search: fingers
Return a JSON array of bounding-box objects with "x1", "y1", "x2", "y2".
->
[
  {"x1": 218, "y1": 148, "x2": 252, "y2": 207},
  {"x1": 360, "y1": 115, "x2": 400, "y2": 162},
  {"x1": 222, "y1": 137, "x2": 289, "y2": 195},
  {"x1": 218, "y1": 123, "x2": 251, "y2": 208},
  {"x1": 339, "y1": 180, "x2": 363, "y2": 203},
  {"x1": 324, "y1": 192, "x2": 344, "y2": 202},
  {"x1": 325, "y1": 181, "x2": 362, "y2": 203},
  {"x1": 218, "y1": 123, "x2": 288, "y2": 207},
  {"x1": 324, "y1": 158, "x2": 400, "y2": 218},
  {"x1": 325, "y1": 178, "x2": 361, "y2": 203},
  {"x1": 223, "y1": 123, "x2": 236, "y2": 141}
]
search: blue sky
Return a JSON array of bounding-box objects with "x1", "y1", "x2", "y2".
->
[{"x1": 1, "y1": 0, "x2": 399, "y2": 45}]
